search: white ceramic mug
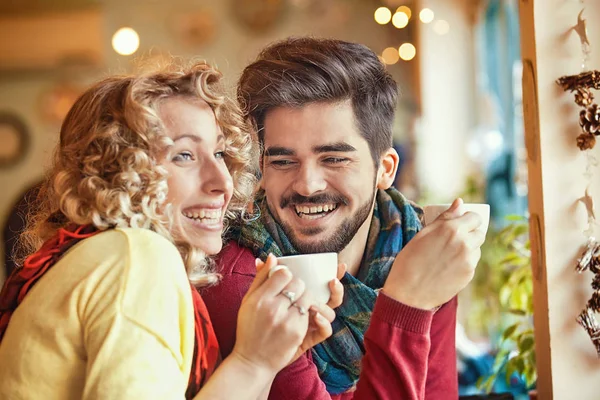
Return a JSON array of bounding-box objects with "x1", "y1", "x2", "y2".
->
[
  {"x1": 422, "y1": 203, "x2": 491, "y2": 234},
  {"x1": 268, "y1": 253, "x2": 338, "y2": 305}
]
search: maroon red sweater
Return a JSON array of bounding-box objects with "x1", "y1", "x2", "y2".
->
[{"x1": 201, "y1": 241, "x2": 458, "y2": 400}]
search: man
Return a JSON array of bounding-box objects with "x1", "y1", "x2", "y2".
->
[{"x1": 201, "y1": 37, "x2": 483, "y2": 399}]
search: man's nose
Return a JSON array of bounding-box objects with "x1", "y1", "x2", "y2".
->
[{"x1": 291, "y1": 163, "x2": 327, "y2": 196}]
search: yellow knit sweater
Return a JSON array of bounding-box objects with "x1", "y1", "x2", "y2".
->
[{"x1": 0, "y1": 228, "x2": 196, "y2": 399}]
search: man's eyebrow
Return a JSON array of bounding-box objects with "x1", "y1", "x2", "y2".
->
[
  {"x1": 313, "y1": 142, "x2": 357, "y2": 153},
  {"x1": 264, "y1": 146, "x2": 295, "y2": 157}
]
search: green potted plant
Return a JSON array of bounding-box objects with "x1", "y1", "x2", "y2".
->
[
  {"x1": 420, "y1": 178, "x2": 536, "y2": 397},
  {"x1": 477, "y1": 215, "x2": 537, "y2": 398}
]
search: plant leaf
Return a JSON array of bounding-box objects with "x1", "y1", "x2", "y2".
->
[
  {"x1": 505, "y1": 214, "x2": 526, "y2": 222},
  {"x1": 514, "y1": 356, "x2": 525, "y2": 374},
  {"x1": 500, "y1": 285, "x2": 512, "y2": 307},
  {"x1": 508, "y1": 308, "x2": 527, "y2": 316},
  {"x1": 505, "y1": 360, "x2": 516, "y2": 385},
  {"x1": 503, "y1": 323, "x2": 519, "y2": 341},
  {"x1": 519, "y1": 335, "x2": 535, "y2": 354}
]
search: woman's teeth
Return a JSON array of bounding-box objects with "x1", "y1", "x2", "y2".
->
[{"x1": 183, "y1": 209, "x2": 221, "y2": 223}]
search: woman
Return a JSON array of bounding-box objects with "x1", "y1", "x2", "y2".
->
[{"x1": 0, "y1": 62, "x2": 341, "y2": 399}]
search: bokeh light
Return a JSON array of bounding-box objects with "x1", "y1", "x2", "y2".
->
[
  {"x1": 381, "y1": 47, "x2": 400, "y2": 65},
  {"x1": 392, "y1": 12, "x2": 409, "y2": 29},
  {"x1": 112, "y1": 27, "x2": 140, "y2": 56},
  {"x1": 419, "y1": 8, "x2": 435, "y2": 24},
  {"x1": 396, "y1": 6, "x2": 412, "y2": 19},
  {"x1": 433, "y1": 19, "x2": 450, "y2": 35},
  {"x1": 399, "y1": 43, "x2": 416, "y2": 61},
  {"x1": 374, "y1": 7, "x2": 392, "y2": 25}
]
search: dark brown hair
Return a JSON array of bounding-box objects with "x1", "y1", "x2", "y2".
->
[{"x1": 237, "y1": 37, "x2": 399, "y2": 163}]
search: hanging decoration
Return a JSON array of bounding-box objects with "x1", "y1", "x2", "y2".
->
[
  {"x1": 557, "y1": 71, "x2": 600, "y2": 151},
  {"x1": 557, "y1": 4, "x2": 600, "y2": 356}
]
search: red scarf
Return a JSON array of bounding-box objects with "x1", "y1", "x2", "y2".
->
[{"x1": 0, "y1": 225, "x2": 220, "y2": 398}]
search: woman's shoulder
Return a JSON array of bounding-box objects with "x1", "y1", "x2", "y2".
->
[
  {"x1": 55, "y1": 228, "x2": 195, "y2": 367},
  {"x1": 72, "y1": 228, "x2": 181, "y2": 261},
  {"x1": 93, "y1": 227, "x2": 178, "y2": 247},
  {"x1": 65, "y1": 228, "x2": 187, "y2": 288}
]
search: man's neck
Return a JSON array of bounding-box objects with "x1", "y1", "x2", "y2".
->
[{"x1": 338, "y1": 211, "x2": 374, "y2": 277}]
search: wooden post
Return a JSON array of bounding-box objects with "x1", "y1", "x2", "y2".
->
[{"x1": 518, "y1": 0, "x2": 553, "y2": 398}]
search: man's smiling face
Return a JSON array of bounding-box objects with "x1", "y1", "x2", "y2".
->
[{"x1": 261, "y1": 100, "x2": 379, "y2": 254}]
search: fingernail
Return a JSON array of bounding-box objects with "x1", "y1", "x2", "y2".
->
[{"x1": 255, "y1": 258, "x2": 262, "y2": 267}]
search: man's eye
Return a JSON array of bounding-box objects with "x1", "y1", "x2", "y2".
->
[
  {"x1": 324, "y1": 157, "x2": 348, "y2": 164},
  {"x1": 270, "y1": 160, "x2": 296, "y2": 166},
  {"x1": 172, "y1": 151, "x2": 194, "y2": 162}
]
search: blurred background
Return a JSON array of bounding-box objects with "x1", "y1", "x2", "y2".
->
[{"x1": 0, "y1": 0, "x2": 532, "y2": 397}]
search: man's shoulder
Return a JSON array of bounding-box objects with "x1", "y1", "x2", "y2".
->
[
  {"x1": 202, "y1": 240, "x2": 258, "y2": 358},
  {"x1": 215, "y1": 240, "x2": 258, "y2": 278},
  {"x1": 384, "y1": 187, "x2": 424, "y2": 227}
]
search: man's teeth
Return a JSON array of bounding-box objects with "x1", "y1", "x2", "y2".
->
[
  {"x1": 294, "y1": 204, "x2": 337, "y2": 215},
  {"x1": 183, "y1": 210, "x2": 221, "y2": 222}
]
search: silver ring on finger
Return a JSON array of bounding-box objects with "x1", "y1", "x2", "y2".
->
[
  {"x1": 291, "y1": 302, "x2": 307, "y2": 315},
  {"x1": 280, "y1": 290, "x2": 296, "y2": 304}
]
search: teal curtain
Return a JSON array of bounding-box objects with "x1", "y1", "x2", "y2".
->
[{"x1": 479, "y1": 0, "x2": 528, "y2": 224}]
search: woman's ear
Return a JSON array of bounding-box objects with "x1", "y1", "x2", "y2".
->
[{"x1": 376, "y1": 147, "x2": 400, "y2": 190}]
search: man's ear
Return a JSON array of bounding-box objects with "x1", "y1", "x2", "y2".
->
[{"x1": 376, "y1": 147, "x2": 399, "y2": 190}]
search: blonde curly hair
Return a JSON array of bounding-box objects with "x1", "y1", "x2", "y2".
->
[{"x1": 19, "y1": 61, "x2": 258, "y2": 287}]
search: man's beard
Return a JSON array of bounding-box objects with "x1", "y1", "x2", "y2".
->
[{"x1": 270, "y1": 189, "x2": 377, "y2": 254}]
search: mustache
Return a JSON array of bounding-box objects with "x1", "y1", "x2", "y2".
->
[{"x1": 280, "y1": 192, "x2": 349, "y2": 209}]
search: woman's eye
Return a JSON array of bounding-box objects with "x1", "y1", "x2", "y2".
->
[
  {"x1": 215, "y1": 151, "x2": 225, "y2": 160},
  {"x1": 172, "y1": 151, "x2": 194, "y2": 162}
]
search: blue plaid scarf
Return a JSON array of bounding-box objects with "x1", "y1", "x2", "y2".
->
[{"x1": 234, "y1": 187, "x2": 423, "y2": 395}]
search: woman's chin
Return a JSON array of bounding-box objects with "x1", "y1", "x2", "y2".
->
[
  {"x1": 178, "y1": 221, "x2": 225, "y2": 256},
  {"x1": 191, "y1": 238, "x2": 223, "y2": 256}
]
